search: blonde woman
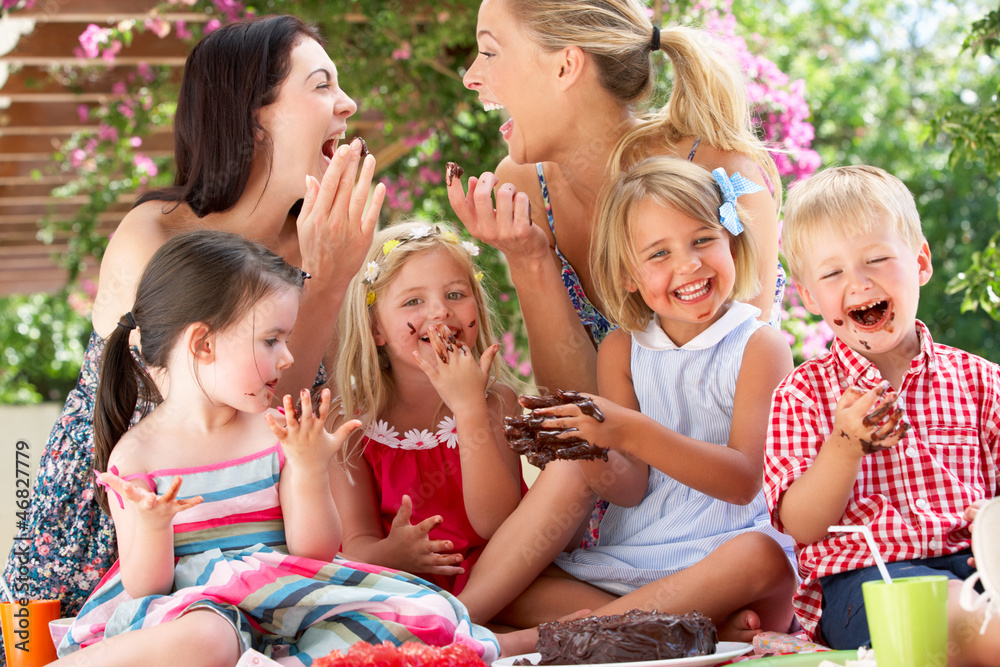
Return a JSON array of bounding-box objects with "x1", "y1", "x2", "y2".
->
[{"x1": 447, "y1": 0, "x2": 785, "y2": 635}]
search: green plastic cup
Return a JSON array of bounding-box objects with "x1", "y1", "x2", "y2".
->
[{"x1": 862, "y1": 575, "x2": 949, "y2": 667}]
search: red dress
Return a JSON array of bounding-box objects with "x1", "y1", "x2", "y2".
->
[{"x1": 361, "y1": 416, "x2": 527, "y2": 594}]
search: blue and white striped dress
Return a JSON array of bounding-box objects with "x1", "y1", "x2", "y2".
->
[{"x1": 554, "y1": 302, "x2": 795, "y2": 595}]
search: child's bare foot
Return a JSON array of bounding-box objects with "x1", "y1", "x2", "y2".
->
[
  {"x1": 495, "y1": 610, "x2": 593, "y2": 657},
  {"x1": 496, "y1": 626, "x2": 538, "y2": 657},
  {"x1": 716, "y1": 608, "x2": 761, "y2": 643}
]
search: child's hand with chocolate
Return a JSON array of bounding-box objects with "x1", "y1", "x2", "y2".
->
[
  {"x1": 412, "y1": 323, "x2": 501, "y2": 418},
  {"x1": 505, "y1": 389, "x2": 611, "y2": 469},
  {"x1": 829, "y1": 381, "x2": 910, "y2": 457}
]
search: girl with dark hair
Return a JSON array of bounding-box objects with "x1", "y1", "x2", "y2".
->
[
  {"x1": 54, "y1": 230, "x2": 511, "y2": 665},
  {"x1": 3, "y1": 14, "x2": 384, "y2": 625}
]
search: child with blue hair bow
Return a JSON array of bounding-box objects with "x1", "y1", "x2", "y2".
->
[{"x1": 501, "y1": 157, "x2": 798, "y2": 643}]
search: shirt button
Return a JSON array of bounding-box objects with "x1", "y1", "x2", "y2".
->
[
  {"x1": 929, "y1": 539, "x2": 939, "y2": 549},
  {"x1": 916, "y1": 498, "x2": 930, "y2": 510},
  {"x1": 865, "y1": 369, "x2": 876, "y2": 380},
  {"x1": 906, "y1": 447, "x2": 917, "y2": 457}
]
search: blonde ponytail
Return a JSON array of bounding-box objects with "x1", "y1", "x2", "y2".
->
[{"x1": 611, "y1": 25, "x2": 781, "y2": 208}]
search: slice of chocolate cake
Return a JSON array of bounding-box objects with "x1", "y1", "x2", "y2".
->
[{"x1": 535, "y1": 609, "x2": 717, "y2": 665}]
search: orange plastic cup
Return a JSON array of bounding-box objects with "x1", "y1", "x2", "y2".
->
[{"x1": 1, "y1": 600, "x2": 61, "y2": 666}]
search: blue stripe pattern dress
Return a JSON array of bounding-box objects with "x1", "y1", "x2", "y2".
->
[{"x1": 554, "y1": 303, "x2": 795, "y2": 595}]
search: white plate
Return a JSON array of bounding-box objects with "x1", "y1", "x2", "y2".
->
[{"x1": 492, "y1": 641, "x2": 753, "y2": 667}]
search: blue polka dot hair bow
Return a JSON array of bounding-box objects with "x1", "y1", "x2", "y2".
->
[{"x1": 712, "y1": 168, "x2": 765, "y2": 236}]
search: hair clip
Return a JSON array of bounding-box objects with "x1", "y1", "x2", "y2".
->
[
  {"x1": 299, "y1": 269, "x2": 311, "y2": 281},
  {"x1": 712, "y1": 168, "x2": 765, "y2": 236}
]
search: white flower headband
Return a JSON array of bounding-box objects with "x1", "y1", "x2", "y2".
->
[{"x1": 364, "y1": 225, "x2": 483, "y2": 306}]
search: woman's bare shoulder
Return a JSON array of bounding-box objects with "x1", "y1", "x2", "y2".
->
[
  {"x1": 93, "y1": 201, "x2": 186, "y2": 335},
  {"x1": 688, "y1": 144, "x2": 766, "y2": 184}
]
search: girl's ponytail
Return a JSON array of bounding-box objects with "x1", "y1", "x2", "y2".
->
[{"x1": 93, "y1": 315, "x2": 162, "y2": 515}]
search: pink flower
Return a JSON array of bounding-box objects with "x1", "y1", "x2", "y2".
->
[
  {"x1": 204, "y1": 18, "x2": 222, "y2": 34},
  {"x1": 76, "y1": 104, "x2": 89, "y2": 122},
  {"x1": 130, "y1": 137, "x2": 143, "y2": 147},
  {"x1": 144, "y1": 16, "x2": 171, "y2": 38},
  {"x1": 69, "y1": 148, "x2": 87, "y2": 169},
  {"x1": 392, "y1": 43, "x2": 412, "y2": 61},
  {"x1": 97, "y1": 123, "x2": 118, "y2": 142},
  {"x1": 117, "y1": 101, "x2": 135, "y2": 119},
  {"x1": 111, "y1": 80, "x2": 127, "y2": 95},
  {"x1": 101, "y1": 39, "x2": 122, "y2": 63},
  {"x1": 137, "y1": 62, "x2": 154, "y2": 82},
  {"x1": 132, "y1": 153, "x2": 158, "y2": 177},
  {"x1": 77, "y1": 24, "x2": 109, "y2": 59},
  {"x1": 175, "y1": 20, "x2": 192, "y2": 40}
]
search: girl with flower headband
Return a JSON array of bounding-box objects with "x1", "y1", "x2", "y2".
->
[
  {"x1": 480, "y1": 158, "x2": 798, "y2": 639},
  {"x1": 332, "y1": 221, "x2": 527, "y2": 594},
  {"x1": 57, "y1": 231, "x2": 516, "y2": 664}
]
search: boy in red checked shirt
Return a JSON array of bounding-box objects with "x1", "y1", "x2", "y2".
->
[{"x1": 764, "y1": 165, "x2": 1000, "y2": 665}]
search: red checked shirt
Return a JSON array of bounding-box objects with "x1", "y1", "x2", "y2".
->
[{"x1": 764, "y1": 321, "x2": 1000, "y2": 640}]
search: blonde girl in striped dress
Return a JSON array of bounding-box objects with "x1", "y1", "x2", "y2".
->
[
  {"x1": 504, "y1": 158, "x2": 797, "y2": 641},
  {"x1": 54, "y1": 231, "x2": 514, "y2": 666}
]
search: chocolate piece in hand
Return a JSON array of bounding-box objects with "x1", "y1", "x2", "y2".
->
[
  {"x1": 446, "y1": 161, "x2": 464, "y2": 186},
  {"x1": 505, "y1": 389, "x2": 609, "y2": 469},
  {"x1": 355, "y1": 136, "x2": 370, "y2": 159},
  {"x1": 535, "y1": 609, "x2": 717, "y2": 664}
]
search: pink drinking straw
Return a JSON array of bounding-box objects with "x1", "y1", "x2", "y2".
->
[{"x1": 829, "y1": 525, "x2": 893, "y2": 585}]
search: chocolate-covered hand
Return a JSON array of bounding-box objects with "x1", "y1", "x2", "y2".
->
[
  {"x1": 831, "y1": 382, "x2": 910, "y2": 457},
  {"x1": 504, "y1": 390, "x2": 610, "y2": 468}
]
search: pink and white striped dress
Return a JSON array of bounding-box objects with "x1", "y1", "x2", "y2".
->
[{"x1": 58, "y1": 443, "x2": 498, "y2": 664}]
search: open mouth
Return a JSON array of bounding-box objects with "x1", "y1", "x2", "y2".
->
[
  {"x1": 420, "y1": 328, "x2": 460, "y2": 344},
  {"x1": 673, "y1": 279, "x2": 711, "y2": 302},
  {"x1": 321, "y1": 131, "x2": 346, "y2": 163},
  {"x1": 847, "y1": 300, "x2": 890, "y2": 328}
]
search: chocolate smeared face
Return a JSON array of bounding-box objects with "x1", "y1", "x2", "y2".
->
[{"x1": 798, "y1": 225, "x2": 931, "y2": 359}]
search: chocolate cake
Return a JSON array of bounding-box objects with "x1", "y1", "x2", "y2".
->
[
  {"x1": 504, "y1": 390, "x2": 609, "y2": 469},
  {"x1": 534, "y1": 609, "x2": 717, "y2": 665}
]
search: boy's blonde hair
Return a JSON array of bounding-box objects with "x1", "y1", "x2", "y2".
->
[
  {"x1": 336, "y1": 221, "x2": 516, "y2": 453},
  {"x1": 592, "y1": 157, "x2": 760, "y2": 333},
  {"x1": 502, "y1": 0, "x2": 781, "y2": 209},
  {"x1": 781, "y1": 165, "x2": 925, "y2": 282}
]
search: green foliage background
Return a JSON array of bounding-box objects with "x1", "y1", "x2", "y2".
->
[{"x1": 1, "y1": 0, "x2": 998, "y2": 404}]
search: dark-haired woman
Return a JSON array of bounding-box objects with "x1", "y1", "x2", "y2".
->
[{"x1": 2, "y1": 15, "x2": 384, "y2": 623}]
